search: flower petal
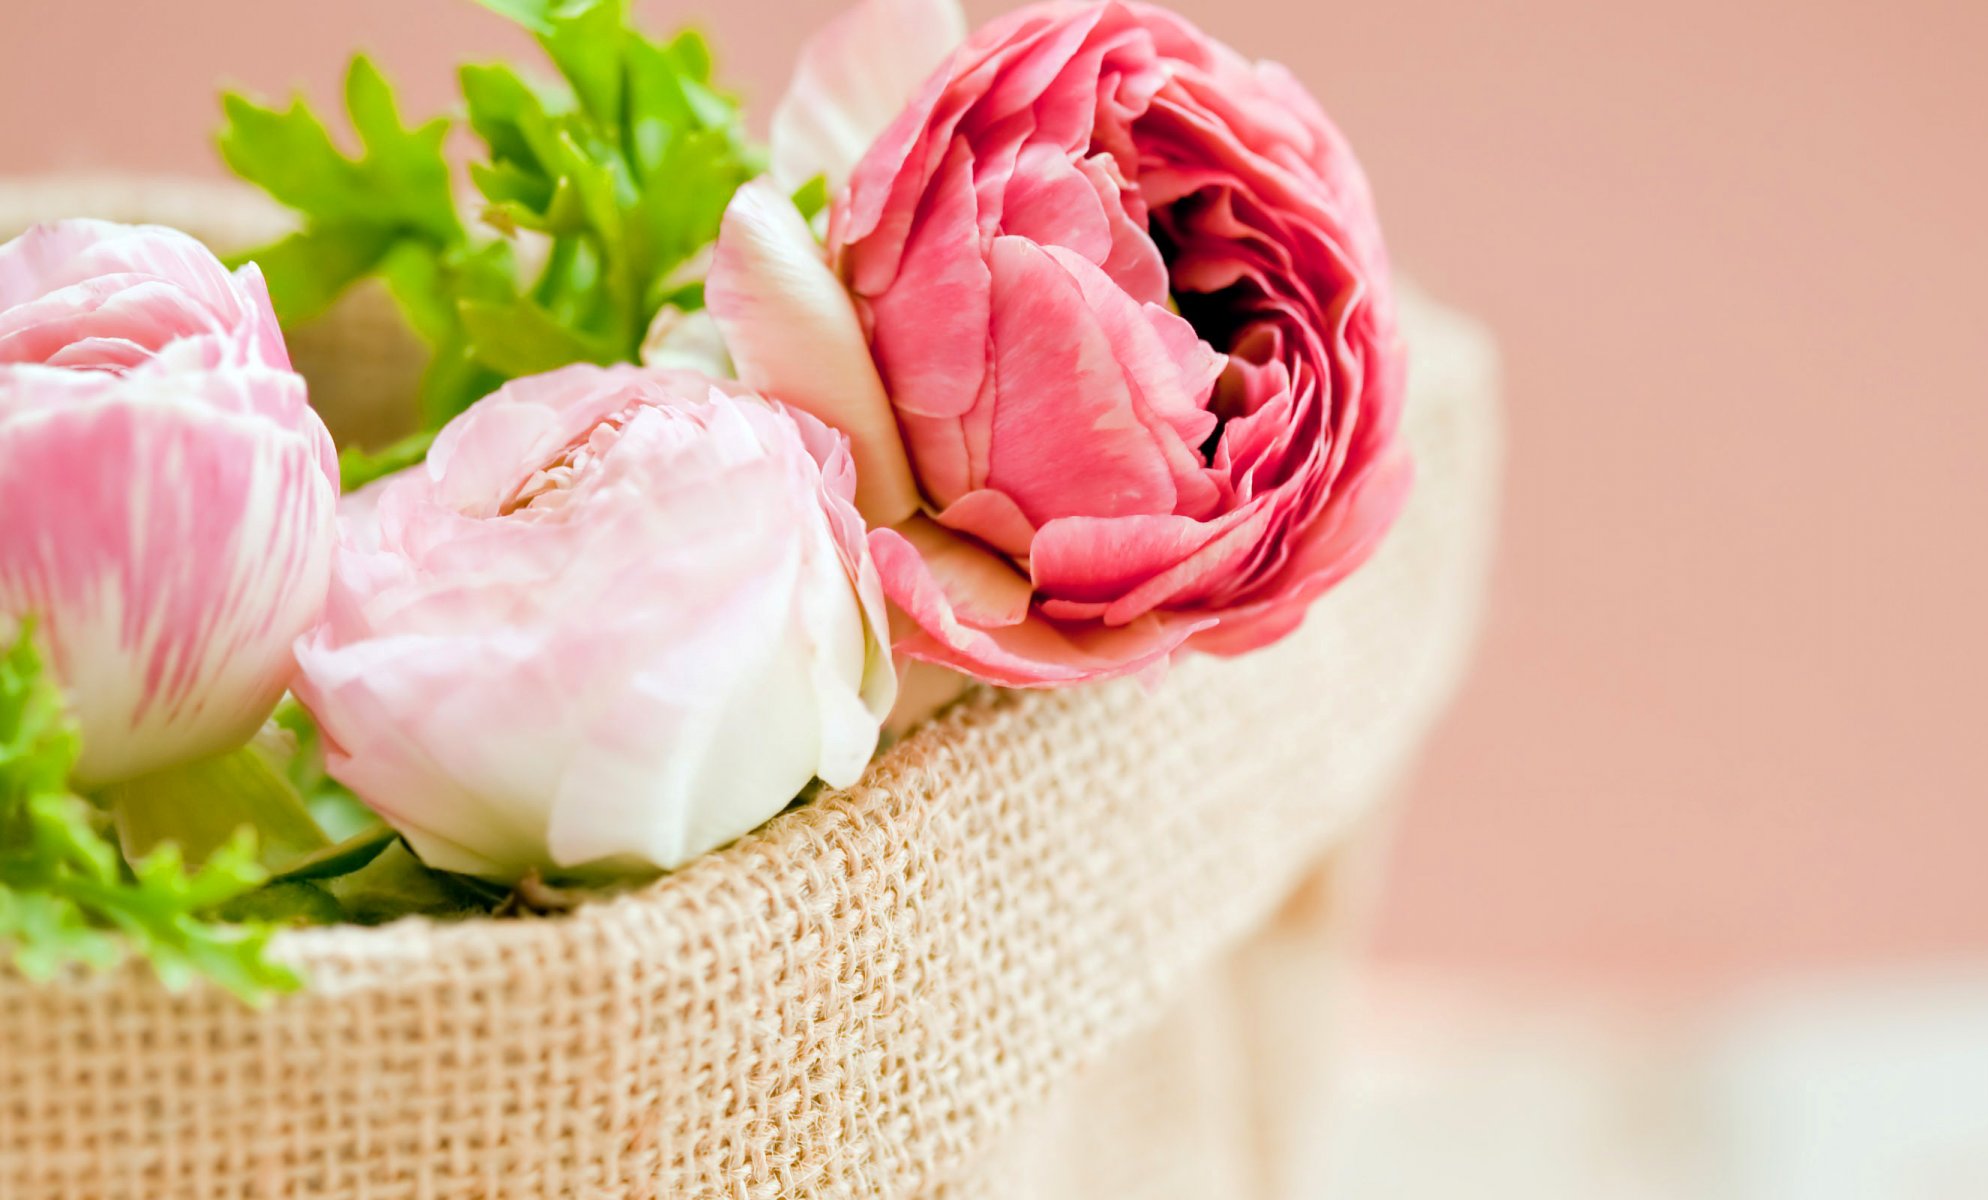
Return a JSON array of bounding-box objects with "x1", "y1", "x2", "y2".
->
[
  {"x1": 770, "y1": 0, "x2": 968, "y2": 192},
  {"x1": 981, "y1": 236, "x2": 1178, "y2": 522},
  {"x1": 708, "y1": 180, "x2": 923, "y2": 526},
  {"x1": 0, "y1": 367, "x2": 336, "y2": 783},
  {"x1": 1188, "y1": 447, "x2": 1414, "y2": 656},
  {"x1": 893, "y1": 514, "x2": 1032, "y2": 629},
  {"x1": 870, "y1": 525, "x2": 1206, "y2": 686},
  {"x1": 639, "y1": 306, "x2": 734, "y2": 377}
]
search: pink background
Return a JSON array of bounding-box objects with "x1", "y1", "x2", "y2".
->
[{"x1": 4, "y1": 0, "x2": 1982, "y2": 991}]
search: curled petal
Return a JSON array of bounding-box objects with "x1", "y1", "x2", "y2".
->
[
  {"x1": 870, "y1": 525, "x2": 1207, "y2": 687},
  {"x1": 1186, "y1": 447, "x2": 1414, "y2": 657},
  {"x1": 894, "y1": 515, "x2": 1031, "y2": 629}
]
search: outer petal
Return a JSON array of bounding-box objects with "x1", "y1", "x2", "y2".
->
[
  {"x1": 708, "y1": 180, "x2": 922, "y2": 525},
  {"x1": 639, "y1": 306, "x2": 734, "y2": 377},
  {"x1": 293, "y1": 630, "x2": 568, "y2": 878},
  {"x1": 776, "y1": 401, "x2": 901, "y2": 763},
  {"x1": 769, "y1": 0, "x2": 968, "y2": 192},
  {"x1": 0, "y1": 366, "x2": 337, "y2": 783}
]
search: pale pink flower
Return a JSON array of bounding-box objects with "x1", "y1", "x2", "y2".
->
[
  {"x1": 293, "y1": 365, "x2": 896, "y2": 881},
  {"x1": 712, "y1": 0, "x2": 1411, "y2": 687},
  {"x1": 0, "y1": 220, "x2": 335, "y2": 783}
]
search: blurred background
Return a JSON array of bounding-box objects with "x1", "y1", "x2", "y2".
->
[{"x1": 4, "y1": 0, "x2": 1983, "y2": 1193}]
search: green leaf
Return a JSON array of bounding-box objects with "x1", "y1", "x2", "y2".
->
[
  {"x1": 342, "y1": 56, "x2": 461, "y2": 243},
  {"x1": 539, "y1": 0, "x2": 630, "y2": 130},
  {"x1": 102, "y1": 745, "x2": 329, "y2": 876},
  {"x1": 664, "y1": 29, "x2": 714, "y2": 83},
  {"x1": 269, "y1": 825, "x2": 396, "y2": 885},
  {"x1": 264, "y1": 699, "x2": 394, "y2": 886},
  {"x1": 375, "y1": 242, "x2": 460, "y2": 347},
  {"x1": 792, "y1": 174, "x2": 830, "y2": 223},
  {"x1": 337, "y1": 428, "x2": 437, "y2": 492},
  {"x1": 327, "y1": 843, "x2": 501, "y2": 926},
  {"x1": 470, "y1": 0, "x2": 557, "y2": 35},
  {"x1": 216, "y1": 880, "x2": 346, "y2": 926},
  {"x1": 220, "y1": 57, "x2": 462, "y2": 330},
  {"x1": 232, "y1": 225, "x2": 399, "y2": 324},
  {"x1": 461, "y1": 63, "x2": 558, "y2": 186},
  {"x1": 220, "y1": 0, "x2": 767, "y2": 441},
  {"x1": 217, "y1": 92, "x2": 371, "y2": 218},
  {"x1": 0, "y1": 887, "x2": 122, "y2": 979},
  {"x1": 459, "y1": 297, "x2": 618, "y2": 376}
]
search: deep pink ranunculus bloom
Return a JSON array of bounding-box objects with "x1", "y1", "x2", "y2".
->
[
  {"x1": 716, "y1": 0, "x2": 1411, "y2": 687},
  {"x1": 0, "y1": 220, "x2": 335, "y2": 783}
]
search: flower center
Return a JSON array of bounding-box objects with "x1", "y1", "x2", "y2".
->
[{"x1": 500, "y1": 404, "x2": 644, "y2": 515}]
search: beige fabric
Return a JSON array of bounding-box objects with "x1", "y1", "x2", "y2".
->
[{"x1": 0, "y1": 177, "x2": 1501, "y2": 1200}]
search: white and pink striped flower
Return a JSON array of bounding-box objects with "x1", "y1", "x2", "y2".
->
[{"x1": 0, "y1": 220, "x2": 337, "y2": 784}]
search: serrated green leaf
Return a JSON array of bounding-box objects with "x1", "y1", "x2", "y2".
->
[
  {"x1": 0, "y1": 887, "x2": 122, "y2": 979},
  {"x1": 0, "y1": 626, "x2": 81, "y2": 808},
  {"x1": 221, "y1": 0, "x2": 766, "y2": 438},
  {"x1": 470, "y1": 160, "x2": 554, "y2": 222},
  {"x1": 217, "y1": 92, "x2": 368, "y2": 217},
  {"x1": 461, "y1": 63, "x2": 557, "y2": 179},
  {"x1": 629, "y1": 129, "x2": 740, "y2": 275},
  {"x1": 342, "y1": 56, "x2": 460, "y2": 243}
]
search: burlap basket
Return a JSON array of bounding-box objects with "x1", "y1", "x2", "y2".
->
[{"x1": 0, "y1": 176, "x2": 1501, "y2": 1200}]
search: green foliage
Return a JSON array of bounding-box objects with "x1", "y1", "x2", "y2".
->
[
  {"x1": 336, "y1": 428, "x2": 441, "y2": 493},
  {"x1": 221, "y1": 0, "x2": 764, "y2": 426},
  {"x1": 0, "y1": 625, "x2": 299, "y2": 1005},
  {"x1": 266, "y1": 698, "x2": 502, "y2": 924}
]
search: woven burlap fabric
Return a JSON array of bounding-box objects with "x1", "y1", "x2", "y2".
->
[{"x1": 0, "y1": 176, "x2": 1501, "y2": 1200}]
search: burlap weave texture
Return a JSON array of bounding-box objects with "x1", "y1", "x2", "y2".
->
[{"x1": 0, "y1": 176, "x2": 1500, "y2": 1200}]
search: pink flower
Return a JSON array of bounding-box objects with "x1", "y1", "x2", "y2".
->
[
  {"x1": 712, "y1": 0, "x2": 1411, "y2": 686},
  {"x1": 0, "y1": 220, "x2": 336, "y2": 784},
  {"x1": 292, "y1": 365, "x2": 897, "y2": 881}
]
